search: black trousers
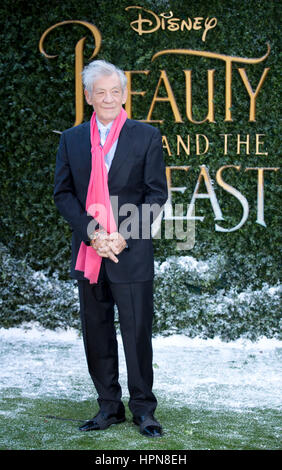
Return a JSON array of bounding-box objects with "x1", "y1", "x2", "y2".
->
[{"x1": 77, "y1": 259, "x2": 157, "y2": 417}]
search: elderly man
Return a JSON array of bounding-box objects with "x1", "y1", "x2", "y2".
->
[{"x1": 54, "y1": 60, "x2": 168, "y2": 438}]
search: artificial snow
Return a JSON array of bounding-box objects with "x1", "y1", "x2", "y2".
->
[{"x1": 0, "y1": 323, "x2": 281, "y2": 412}]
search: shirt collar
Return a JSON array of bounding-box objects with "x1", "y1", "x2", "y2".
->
[{"x1": 96, "y1": 117, "x2": 113, "y2": 133}]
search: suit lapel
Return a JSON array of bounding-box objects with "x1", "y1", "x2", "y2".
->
[
  {"x1": 80, "y1": 119, "x2": 135, "y2": 189},
  {"x1": 108, "y1": 119, "x2": 134, "y2": 187}
]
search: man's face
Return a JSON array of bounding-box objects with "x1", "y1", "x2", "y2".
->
[{"x1": 85, "y1": 72, "x2": 127, "y2": 126}]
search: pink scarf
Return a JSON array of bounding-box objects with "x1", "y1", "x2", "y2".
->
[{"x1": 75, "y1": 108, "x2": 128, "y2": 283}]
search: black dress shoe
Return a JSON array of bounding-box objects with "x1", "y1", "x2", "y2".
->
[
  {"x1": 79, "y1": 409, "x2": 126, "y2": 431},
  {"x1": 133, "y1": 414, "x2": 163, "y2": 437}
]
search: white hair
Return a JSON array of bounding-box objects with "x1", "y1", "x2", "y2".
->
[{"x1": 82, "y1": 60, "x2": 127, "y2": 93}]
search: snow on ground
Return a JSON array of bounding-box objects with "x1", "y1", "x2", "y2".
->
[{"x1": 0, "y1": 323, "x2": 281, "y2": 411}]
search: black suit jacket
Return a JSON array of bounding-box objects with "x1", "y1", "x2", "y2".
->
[{"x1": 54, "y1": 118, "x2": 168, "y2": 283}]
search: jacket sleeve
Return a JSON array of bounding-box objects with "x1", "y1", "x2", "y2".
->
[
  {"x1": 143, "y1": 128, "x2": 168, "y2": 211},
  {"x1": 53, "y1": 132, "x2": 96, "y2": 243}
]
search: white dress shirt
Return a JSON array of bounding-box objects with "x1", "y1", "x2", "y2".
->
[{"x1": 96, "y1": 117, "x2": 118, "y2": 172}]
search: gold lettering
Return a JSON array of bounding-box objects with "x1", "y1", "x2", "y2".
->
[
  {"x1": 187, "y1": 165, "x2": 223, "y2": 221},
  {"x1": 152, "y1": 44, "x2": 270, "y2": 122},
  {"x1": 219, "y1": 133, "x2": 232, "y2": 155},
  {"x1": 39, "y1": 20, "x2": 101, "y2": 127},
  {"x1": 255, "y1": 134, "x2": 268, "y2": 155},
  {"x1": 184, "y1": 69, "x2": 215, "y2": 123},
  {"x1": 126, "y1": 8, "x2": 217, "y2": 42},
  {"x1": 237, "y1": 134, "x2": 250, "y2": 155},
  {"x1": 177, "y1": 135, "x2": 190, "y2": 156},
  {"x1": 202, "y1": 17, "x2": 217, "y2": 42},
  {"x1": 193, "y1": 17, "x2": 203, "y2": 30},
  {"x1": 125, "y1": 6, "x2": 160, "y2": 35},
  {"x1": 124, "y1": 70, "x2": 149, "y2": 119},
  {"x1": 146, "y1": 70, "x2": 183, "y2": 123},
  {"x1": 167, "y1": 17, "x2": 180, "y2": 32},
  {"x1": 245, "y1": 167, "x2": 279, "y2": 227},
  {"x1": 74, "y1": 37, "x2": 86, "y2": 127},
  {"x1": 196, "y1": 134, "x2": 209, "y2": 155},
  {"x1": 165, "y1": 165, "x2": 190, "y2": 195},
  {"x1": 162, "y1": 135, "x2": 172, "y2": 156},
  {"x1": 216, "y1": 165, "x2": 249, "y2": 231},
  {"x1": 180, "y1": 18, "x2": 192, "y2": 31},
  {"x1": 225, "y1": 58, "x2": 233, "y2": 122},
  {"x1": 238, "y1": 68, "x2": 270, "y2": 121}
]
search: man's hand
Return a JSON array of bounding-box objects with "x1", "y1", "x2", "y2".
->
[
  {"x1": 90, "y1": 230, "x2": 126, "y2": 263},
  {"x1": 90, "y1": 231, "x2": 119, "y2": 263},
  {"x1": 108, "y1": 232, "x2": 127, "y2": 255}
]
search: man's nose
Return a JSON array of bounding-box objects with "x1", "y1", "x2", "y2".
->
[{"x1": 103, "y1": 92, "x2": 114, "y2": 102}]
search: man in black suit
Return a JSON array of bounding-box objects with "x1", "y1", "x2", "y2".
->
[{"x1": 54, "y1": 60, "x2": 168, "y2": 437}]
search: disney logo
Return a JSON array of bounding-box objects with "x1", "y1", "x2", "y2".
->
[{"x1": 125, "y1": 6, "x2": 217, "y2": 42}]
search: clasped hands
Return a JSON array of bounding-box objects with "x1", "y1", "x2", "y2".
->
[{"x1": 90, "y1": 229, "x2": 127, "y2": 263}]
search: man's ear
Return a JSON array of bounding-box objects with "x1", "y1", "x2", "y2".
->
[
  {"x1": 122, "y1": 87, "x2": 128, "y2": 105},
  {"x1": 84, "y1": 89, "x2": 92, "y2": 105}
]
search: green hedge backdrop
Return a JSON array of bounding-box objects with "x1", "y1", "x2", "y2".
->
[{"x1": 0, "y1": 0, "x2": 281, "y2": 337}]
